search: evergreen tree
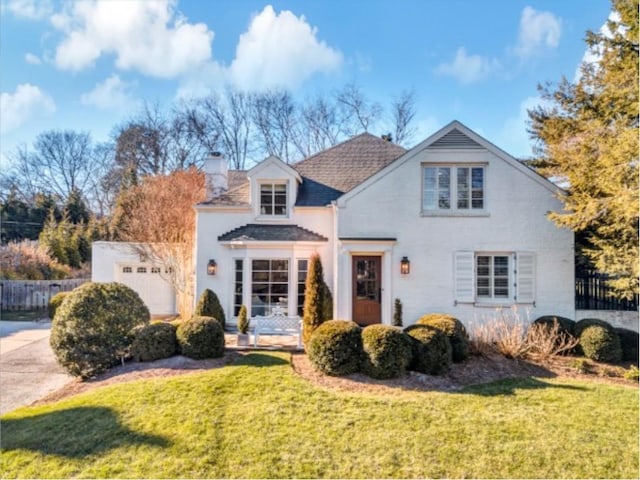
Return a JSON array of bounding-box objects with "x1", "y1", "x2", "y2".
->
[
  {"x1": 528, "y1": 0, "x2": 639, "y2": 298},
  {"x1": 194, "y1": 288, "x2": 226, "y2": 329},
  {"x1": 393, "y1": 298, "x2": 403, "y2": 327},
  {"x1": 237, "y1": 305, "x2": 249, "y2": 334},
  {"x1": 302, "y1": 254, "x2": 330, "y2": 345},
  {"x1": 64, "y1": 187, "x2": 90, "y2": 224}
]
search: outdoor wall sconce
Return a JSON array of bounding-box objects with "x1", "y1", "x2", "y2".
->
[
  {"x1": 207, "y1": 259, "x2": 217, "y2": 276},
  {"x1": 400, "y1": 256, "x2": 410, "y2": 275}
]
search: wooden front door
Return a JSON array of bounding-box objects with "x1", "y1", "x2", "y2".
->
[{"x1": 352, "y1": 256, "x2": 382, "y2": 326}]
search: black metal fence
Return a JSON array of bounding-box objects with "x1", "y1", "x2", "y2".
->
[{"x1": 575, "y1": 270, "x2": 638, "y2": 311}]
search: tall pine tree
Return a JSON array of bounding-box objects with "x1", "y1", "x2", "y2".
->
[{"x1": 528, "y1": 0, "x2": 639, "y2": 298}]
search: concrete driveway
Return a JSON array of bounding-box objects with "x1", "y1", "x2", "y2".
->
[{"x1": 0, "y1": 321, "x2": 74, "y2": 414}]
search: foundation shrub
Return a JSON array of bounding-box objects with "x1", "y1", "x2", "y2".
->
[
  {"x1": 575, "y1": 319, "x2": 622, "y2": 364},
  {"x1": 307, "y1": 320, "x2": 363, "y2": 376},
  {"x1": 361, "y1": 325, "x2": 412, "y2": 379},
  {"x1": 50, "y1": 282, "x2": 150, "y2": 378},
  {"x1": 194, "y1": 289, "x2": 226, "y2": 329},
  {"x1": 47, "y1": 291, "x2": 71, "y2": 320},
  {"x1": 404, "y1": 324, "x2": 453, "y2": 375},
  {"x1": 532, "y1": 316, "x2": 576, "y2": 337},
  {"x1": 615, "y1": 328, "x2": 639, "y2": 364},
  {"x1": 176, "y1": 316, "x2": 225, "y2": 359},
  {"x1": 130, "y1": 322, "x2": 178, "y2": 361},
  {"x1": 416, "y1": 313, "x2": 469, "y2": 362}
]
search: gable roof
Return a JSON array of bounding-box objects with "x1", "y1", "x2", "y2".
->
[
  {"x1": 201, "y1": 133, "x2": 406, "y2": 207},
  {"x1": 338, "y1": 120, "x2": 563, "y2": 206},
  {"x1": 218, "y1": 224, "x2": 328, "y2": 242}
]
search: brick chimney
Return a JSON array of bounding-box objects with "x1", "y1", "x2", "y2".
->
[{"x1": 203, "y1": 152, "x2": 228, "y2": 198}]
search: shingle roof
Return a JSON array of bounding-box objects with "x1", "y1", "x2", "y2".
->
[
  {"x1": 201, "y1": 133, "x2": 406, "y2": 207},
  {"x1": 218, "y1": 224, "x2": 328, "y2": 242}
]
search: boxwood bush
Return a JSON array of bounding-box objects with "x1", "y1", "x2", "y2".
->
[
  {"x1": 307, "y1": 320, "x2": 363, "y2": 376},
  {"x1": 361, "y1": 324, "x2": 412, "y2": 379},
  {"x1": 616, "y1": 328, "x2": 639, "y2": 364},
  {"x1": 130, "y1": 322, "x2": 178, "y2": 362},
  {"x1": 532, "y1": 315, "x2": 576, "y2": 337},
  {"x1": 176, "y1": 316, "x2": 225, "y2": 359},
  {"x1": 416, "y1": 313, "x2": 469, "y2": 362},
  {"x1": 47, "y1": 291, "x2": 71, "y2": 320},
  {"x1": 575, "y1": 318, "x2": 622, "y2": 363},
  {"x1": 50, "y1": 282, "x2": 150, "y2": 378},
  {"x1": 404, "y1": 324, "x2": 453, "y2": 375}
]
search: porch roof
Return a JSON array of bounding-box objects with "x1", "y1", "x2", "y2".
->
[{"x1": 218, "y1": 224, "x2": 328, "y2": 242}]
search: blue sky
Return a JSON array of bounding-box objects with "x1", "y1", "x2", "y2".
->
[{"x1": 0, "y1": 0, "x2": 611, "y2": 165}]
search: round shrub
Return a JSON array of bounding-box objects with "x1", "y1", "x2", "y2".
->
[
  {"x1": 50, "y1": 282, "x2": 150, "y2": 378},
  {"x1": 176, "y1": 316, "x2": 225, "y2": 359},
  {"x1": 361, "y1": 325, "x2": 413, "y2": 379},
  {"x1": 307, "y1": 320, "x2": 363, "y2": 376},
  {"x1": 404, "y1": 325, "x2": 453, "y2": 375},
  {"x1": 416, "y1": 313, "x2": 469, "y2": 362},
  {"x1": 532, "y1": 315, "x2": 576, "y2": 337},
  {"x1": 130, "y1": 322, "x2": 178, "y2": 362},
  {"x1": 615, "y1": 328, "x2": 639, "y2": 364},
  {"x1": 575, "y1": 318, "x2": 622, "y2": 363},
  {"x1": 47, "y1": 291, "x2": 70, "y2": 320}
]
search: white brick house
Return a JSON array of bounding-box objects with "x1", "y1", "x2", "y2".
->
[{"x1": 95, "y1": 121, "x2": 575, "y2": 326}]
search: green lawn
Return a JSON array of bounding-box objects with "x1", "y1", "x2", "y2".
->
[{"x1": 1, "y1": 352, "x2": 638, "y2": 478}]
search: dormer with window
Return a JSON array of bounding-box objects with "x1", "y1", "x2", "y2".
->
[{"x1": 247, "y1": 156, "x2": 301, "y2": 220}]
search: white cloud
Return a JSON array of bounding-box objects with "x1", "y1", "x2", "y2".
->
[
  {"x1": 80, "y1": 74, "x2": 137, "y2": 110},
  {"x1": 52, "y1": 0, "x2": 213, "y2": 78},
  {"x1": 228, "y1": 5, "x2": 343, "y2": 90},
  {"x1": 0, "y1": 83, "x2": 55, "y2": 134},
  {"x1": 24, "y1": 52, "x2": 42, "y2": 65},
  {"x1": 515, "y1": 6, "x2": 562, "y2": 58},
  {"x1": 574, "y1": 11, "x2": 620, "y2": 82},
  {"x1": 4, "y1": 0, "x2": 52, "y2": 20},
  {"x1": 434, "y1": 47, "x2": 500, "y2": 85}
]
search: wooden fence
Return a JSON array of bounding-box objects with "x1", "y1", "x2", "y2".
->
[
  {"x1": 575, "y1": 270, "x2": 638, "y2": 311},
  {"x1": 0, "y1": 279, "x2": 89, "y2": 311}
]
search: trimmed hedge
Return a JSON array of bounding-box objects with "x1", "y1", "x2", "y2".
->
[
  {"x1": 307, "y1": 320, "x2": 363, "y2": 376},
  {"x1": 361, "y1": 325, "x2": 412, "y2": 379},
  {"x1": 616, "y1": 328, "x2": 639, "y2": 364},
  {"x1": 47, "y1": 291, "x2": 71, "y2": 320},
  {"x1": 416, "y1": 313, "x2": 469, "y2": 362},
  {"x1": 130, "y1": 322, "x2": 178, "y2": 362},
  {"x1": 50, "y1": 282, "x2": 150, "y2": 378},
  {"x1": 194, "y1": 289, "x2": 226, "y2": 329},
  {"x1": 404, "y1": 325, "x2": 453, "y2": 375},
  {"x1": 575, "y1": 318, "x2": 622, "y2": 363},
  {"x1": 532, "y1": 315, "x2": 576, "y2": 337},
  {"x1": 176, "y1": 316, "x2": 225, "y2": 359}
]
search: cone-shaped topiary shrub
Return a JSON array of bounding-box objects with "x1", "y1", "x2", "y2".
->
[
  {"x1": 307, "y1": 320, "x2": 363, "y2": 376},
  {"x1": 194, "y1": 289, "x2": 226, "y2": 329},
  {"x1": 615, "y1": 328, "x2": 639, "y2": 364},
  {"x1": 130, "y1": 322, "x2": 178, "y2": 362},
  {"x1": 237, "y1": 305, "x2": 249, "y2": 334},
  {"x1": 176, "y1": 316, "x2": 225, "y2": 359},
  {"x1": 575, "y1": 318, "x2": 622, "y2": 363},
  {"x1": 50, "y1": 282, "x2": 150, "y2": 378},
  {"x1": 47, "y1": 291, "x2": 71, "y2": 320},
  {"x1": 393, "y1": 298, "x2": 403, "y2": 327},
  {"x1": 532, "y1": 315, "x2": 576, "y2": 337},
  {"x1": 361, "y1": 324, "x2": 412, "y2": 379},
  {"x1": 416, "y1": 313, "x2": 469, "y2": 362},
  {"x1": 404, "y1": 324, "x2": 453, "y2": 375},
  {"x1": 303, "y1": 254, "x2": 331, "y2": 344}
]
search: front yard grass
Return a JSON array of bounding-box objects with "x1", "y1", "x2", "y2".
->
[{"x1": 1, "y1": 352, "x2": 638, "y2": 478}]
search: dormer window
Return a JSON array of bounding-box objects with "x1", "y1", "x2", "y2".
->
[{"x1": 260, "y1": 182, "x2": 287, "y2": 216}]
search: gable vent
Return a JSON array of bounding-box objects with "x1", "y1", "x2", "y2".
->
[{"x1": 429, "y1": 129, "x2": 483, "y2": 149}]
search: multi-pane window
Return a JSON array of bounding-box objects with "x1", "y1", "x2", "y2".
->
[
  {"x1": 476, "y1": 255, "x2": 510, "y2": 299},
  {"x1": 423, "y1": 165, "x2": 484, "y2": 212},
  {"x1": 122, "y1": 266, "x2": 132, "y2": 273},
  {"x1": 137, "y1": 267, "x2": 147, "y2": 273},
  {"x1": 297, "y1": 259, "x2": 308, "y2": 316},
  {"x1": 260, "y1": 183, "x2": 287, "y2": 216},
  {"x1": 251, "y1": 259, "x2": 289, "y2": 315},
  {"x1": 234, "y1": 259, "x2": 243, "y2": 317},
  {"x1": 151, "y1": 267, "x2": 161, "y2": 274}
]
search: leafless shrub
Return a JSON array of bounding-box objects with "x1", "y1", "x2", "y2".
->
[{"x1": 525, "y1": 320, "x2": 579, "y2": 361}]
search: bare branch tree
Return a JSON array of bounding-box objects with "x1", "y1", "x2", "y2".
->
[
  {"x1": 390, "y1": 88, "x2": 417, "y2": 147},
  {"x1": 335, "y1": 82, "x2": 383, "y2": 135},
  {"x1": 252, "y1": 89, "x2": 302, "y2": 163}
]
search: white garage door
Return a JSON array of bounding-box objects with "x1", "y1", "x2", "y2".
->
[{"x1": 115, "y1": 264, "x2": 176, "y2": 316}]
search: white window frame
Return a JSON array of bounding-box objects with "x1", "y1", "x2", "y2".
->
[
  {"x1": 296, "y1": 258, "x2": 309, "y2": 316},
  {"x1": 259, "y1": 182, "x2": 288, "y2": 217},
  {"x1": 250, "y1": 258, "x2": 290, "y2": 316},
  {"x1": 422, "y1": 164, "x2": 486, "y2": 215},
  {"x1": 476, "y1": 253, "x2": 511, "y2": 300}
]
